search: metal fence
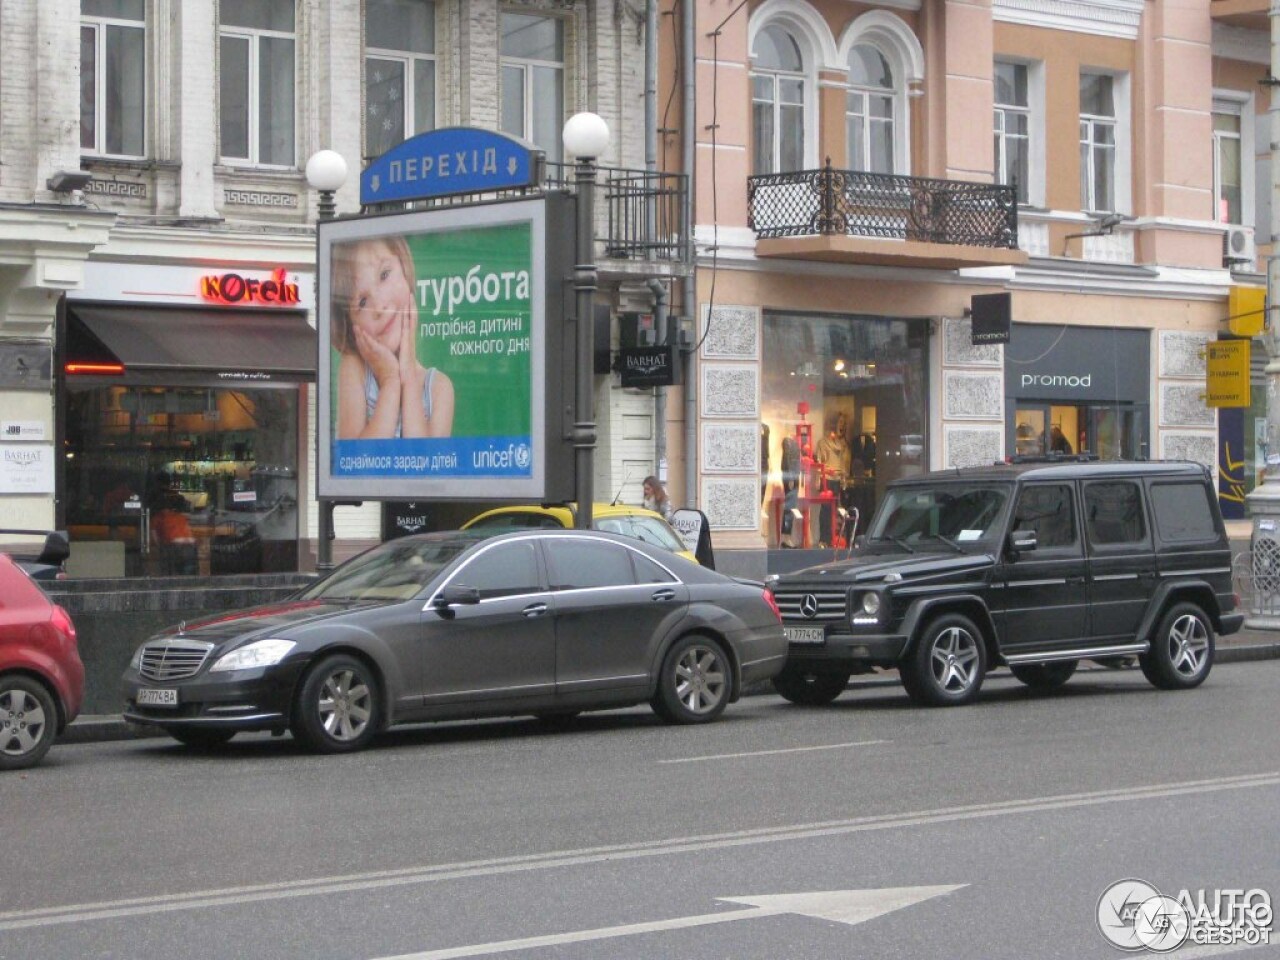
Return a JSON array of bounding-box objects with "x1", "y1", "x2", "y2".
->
[
  {"x1": 543, "y1": 163, "x2": 690, "y2": 264},
  {"x1": 1234, "y1": 548, "x2": 1280, "y2": 618},
  {"x1": 748, "y1": 161, "x2": 1019, "y2": 248}
]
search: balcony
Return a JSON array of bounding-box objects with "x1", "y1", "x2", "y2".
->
[
  {"x1": 544, "y1": 163, "x2": 692, "y2": 279},
  {"x1": 748, "y1": 163, "x2": 1026, "y2": 270},
  {"x1": 1210, "y1": 0, "x2": 1266, "y2": 29}
]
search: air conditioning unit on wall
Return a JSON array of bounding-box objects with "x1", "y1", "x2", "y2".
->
[{"x1": 1223, "y1": 225, "x2": 1257, "y2": 270}]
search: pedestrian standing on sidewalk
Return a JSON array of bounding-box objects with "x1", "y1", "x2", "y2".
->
[{"x1": 642, "y1": 476, "x2": 675, "y2": 520}]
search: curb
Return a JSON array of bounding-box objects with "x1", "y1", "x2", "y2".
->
[{"x1": 62, "y1": 641, "x2": 1280, "y2": 746}]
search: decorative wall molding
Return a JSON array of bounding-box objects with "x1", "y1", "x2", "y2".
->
[
  {"x1": 943, "y1": 370, "x2": 1004, "y2": 420},
  {"x1": 701, "y1": 364, "x2": 760, "y2": 418},
  {"x1": 701, "y1": 422, "x2": 761, "y2": 474},
  {"x1": 993, "y1": 0, "x2": 1144, "y2": 40},
  {"x1": 943, "y1": 317, "x2": 1003, "y2": 368},
  {"x1": 1160, "y1": 430, "x2": 1217, "y2": 470},
  {"x1": 85, "y1": 179, "x2": 148, "y2": 199},
  {"x1": 700, "y1": 303, "x2": 760, "y2": 360},
  {"x1": 1159, "y1": 330, "x2": 1211, "y2": 380},
  {"x1": 944, "y1": 424, "x2": 1004, "y2": 469},
  {"x1": 223, "y1": 189, "x2": 299, "y2": 208},
  {"x1": 701, "y1": 477, "x2": 762, "y2": 530},
  {"x1": 1159, "y1": 383, "x2": 1216, "y2": 428}
]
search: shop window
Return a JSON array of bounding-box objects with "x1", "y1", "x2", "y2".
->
[
  {"x1": 761, "y1": 312, "x2": 930, "y2": 548},
  {"x1": 219, "y1": 0, "x2": 296, "y2": 166},
  {"x1": 81, "y1": 0, "x2": 146, "y2": 158},
  {"x1": 500, "y1": 13, "x2": 564, "y2": 163},
  {"x1": 751, "y1": 25, "x2": 808, "y2": 175},
  {"x1": 365, "y1": 0, "x2": 437, "y2": 161},
  {"x1": 64, "y1": 385, "x2": 300, "y2": 577}
]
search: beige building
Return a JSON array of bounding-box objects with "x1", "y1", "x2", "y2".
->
[{"x1": 666, "y1": 0, "x2": 1267, "y2": 568}]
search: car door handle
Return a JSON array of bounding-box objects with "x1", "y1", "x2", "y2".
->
[
  {"x1": 522, "y1": 603, "x2": 548, "y2": 618},
  {"x1": 651, "y1": 589, "x2": 677, "y2": 602},
  {"x1": 1067, "y1": 575, "x2": 1086, "y2": 585}
]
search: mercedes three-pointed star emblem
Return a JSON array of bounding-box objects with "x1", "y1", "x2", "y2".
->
[{"x1": 800, "y1": 594, "x2": 820, "y2": 619}]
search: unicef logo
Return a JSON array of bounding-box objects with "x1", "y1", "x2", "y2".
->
[
  {"x1": 1097, "y1": 879, "x2": 1190, "y2": 953},
  {"x1": 514, "y1": 444, "x2": 531, "y2": 470}
]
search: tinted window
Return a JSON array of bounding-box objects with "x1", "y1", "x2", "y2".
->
[
  {"x1": 451, "y1": 542, "x2": 541, "y2": 599},
  {"x1": 1011, "y1": 484, "x2": 1077, "y2": 550},
  {"x1": 632, "y1": 552, "x2": 677, "y2": 584},
  {"x1": 544, "y1": 539, "x2": 635, "y2": 590},
  {"x1": 1150, "y1": 482, "x2": 1217, "y2": 543},
  {"x1": 1084, "y1": 481, "x2": 1147, "y2": 545},
  {"x1": 469, "y1": 512, "x2": 565, "y2": 530},
  {"x1": 872, "y1": 484, "x2": 1010, "y2": 544}
]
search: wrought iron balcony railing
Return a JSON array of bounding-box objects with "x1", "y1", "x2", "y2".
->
[
  {"x1": 748, "y1": 162, "x2": 1018, "y2": 249},
  {"x1": 544, "y1": 162, "x2": 690, "y2": 264}
]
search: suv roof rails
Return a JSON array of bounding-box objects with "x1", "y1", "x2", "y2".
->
[{"x1": 1003, "y1": 453, "x2": 1101, "y2": 465}]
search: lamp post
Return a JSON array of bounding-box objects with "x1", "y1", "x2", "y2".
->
[
  {"x1": 562, "y1": 113, "x2": 610, "y2": 530},
  {"x1": 305, "y1": 149, "x2": 348, "y2": 572}
]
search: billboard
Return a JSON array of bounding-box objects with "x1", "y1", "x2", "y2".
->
[{"x1": 316, "y1": 197, "x2": 573, "y2": 500}]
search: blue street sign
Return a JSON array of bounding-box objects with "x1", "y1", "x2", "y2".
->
[{"x1": 360, "y1": 127, "x2": 540, "y2": 205}]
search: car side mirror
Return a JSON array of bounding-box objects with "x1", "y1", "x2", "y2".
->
[
  {"x1": 433, "y1": 584, "x2": 481, "y2": 609},
  {"x1": 1009, "y1": 528, "x2": 1038, "y2": 556}
]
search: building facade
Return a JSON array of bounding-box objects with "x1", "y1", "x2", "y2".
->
[
  {"x1": 673, "y1": 0, "x2": 1267, "y2": 566},
  {"x1": 1, "y1": 0, "x2": 682, "y2": 576}
]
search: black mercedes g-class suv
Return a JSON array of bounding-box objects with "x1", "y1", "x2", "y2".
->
[{"x1": 767, "y1": 459, "x2": 1244, "y2": 706}]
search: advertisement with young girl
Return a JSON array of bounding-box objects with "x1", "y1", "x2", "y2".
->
[{"x1": 318, "y1": 201, "x2": 552, "y2": 500}]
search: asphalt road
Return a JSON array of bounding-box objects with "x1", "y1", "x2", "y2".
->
[{"x1": 3, "y1": 662, "x2": 1279, "y2": 960}]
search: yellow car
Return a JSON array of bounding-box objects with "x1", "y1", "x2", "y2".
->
[{"x1": 462, "y1": 503, "x2": 698, "y2": 563}]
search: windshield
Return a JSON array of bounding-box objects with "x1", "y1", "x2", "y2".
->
[
  {"x1": 299, "y1": 538, "x2": 472, "y2": 602},
  {"x1": 869, "y1": 484, "x2": 1011, "y2": 548},
  {"x1": 596, "y1": 516, "x2": 687, "y2": 554}
]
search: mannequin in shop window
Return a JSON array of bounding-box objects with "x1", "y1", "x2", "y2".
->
[
  {"x1": 1050, "y1": 425, "x2": 1073, "y2": 455},
  {"x1": 815, "y1": 413, "x2": 851, "y2": 546}
]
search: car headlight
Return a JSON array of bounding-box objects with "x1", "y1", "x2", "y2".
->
[
  {"x1": 210, "y1": 638, "x2": 296, "y2": 673},
  {"x1": 129, "y1": 644, "x2": 146, "y2": 670},
  {"x1": 851, "y1": 591, "x2": 883, "y2": 626}
]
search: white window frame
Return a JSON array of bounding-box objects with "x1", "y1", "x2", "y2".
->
[
  {"x1": 1212, "y1": 90, "x2": 1254, "y2": 228},
  {"x1": 748, "y1": 1, "x2": 833, "y2": 174},
  {"x1": 1079, "y1": 69, "x2": 1131, "y2": 215},
  {"x1": 751, "y1": 34, "x2": 810, "y2": 175},
  {"x1": 219, "y1": 14, "x2": 296, "y2": 168},
  {"x1": 845, "y1": 46, "x2": 896, "y2": 176},
  {"x1": 993, "y1": 59, "x2": 1045, "y2": 207},
  {"x1": 364, "y1": 42, "x2": 437, "y2": 158},
  {"x1": 499, "y1": 14, "x2": 565, "y2": 163},
  {"x1": 80, "y1": 7, "x2": 147, "y2": 159},
  {"x1": 836, "y1": 11, "x2": 924, "y2": 178}
]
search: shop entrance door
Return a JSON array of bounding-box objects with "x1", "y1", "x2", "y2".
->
[{"x1": 1014, "y1": 403, "x2": 1145, "y2": 461}]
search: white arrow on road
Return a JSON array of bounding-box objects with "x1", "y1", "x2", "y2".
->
[{"x1": 374, "y1": 885, "x2": 965, "y2": 960}]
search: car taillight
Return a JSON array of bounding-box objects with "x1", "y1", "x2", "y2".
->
[
  {"x1": 763, "y1": 589, "x2": 782, "y2": 622},
  {"x1": 51, "y1": 604, "x2": 77, "y2": 643}
]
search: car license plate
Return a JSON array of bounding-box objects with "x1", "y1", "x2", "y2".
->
[
  {"x1": 785, "y1": 626, "x2": 825, "y2": 644},
  {"x1": 136, "y1": 688, "x2": 178, "y2": 708}
]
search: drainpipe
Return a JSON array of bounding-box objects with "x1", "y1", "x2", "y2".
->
[
  {"x1": 646, "y1": 0, "x2": 668, "y2": 480},
  {"x1": 682, "y1": 0, "x2": 698, "y2": 508}
]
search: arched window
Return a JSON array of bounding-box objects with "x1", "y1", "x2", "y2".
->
[
  {"x1": 846, "y1": 44, "x2": 895, "y2": 174},
  {"x1": 751, "y1": 25, "x2": 807, "y2": 175}
]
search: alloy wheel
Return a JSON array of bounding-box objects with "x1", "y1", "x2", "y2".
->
[
  {"x1": 929, "y1": 626, "x2": 980, "y2": 694},
  {"x1": 673, "y1": 644, "x2": 727, "y2": 715},
  {"x1": 0, "y1": 687, "x2": 48, "y2": 758},
  {"x1": 1166, "y1": 613, "x2": 1210, "y2": 678},
  {"x1": 317, "y1": 668, "x2": 373, "y2": 742}
]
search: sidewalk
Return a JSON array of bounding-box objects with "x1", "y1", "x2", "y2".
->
[{"x1": 61, "y1": 625, "x2": 1280, "y2": 746}]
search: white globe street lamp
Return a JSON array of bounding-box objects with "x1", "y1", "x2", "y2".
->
[
  {"x1": 305, "y1": 149, "x2": 349, "y2": 221},
  {"x1": 562, "y1": 113, "x2": 610, "y2": 530}
]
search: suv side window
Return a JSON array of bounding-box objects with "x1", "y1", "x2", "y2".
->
[
  {"x1": 1084, "y1": 481, "x2": 1148, "y2": 546},
  {"x1": 1149, "y1": 481, "x2": 1218, "y2": 543},
  {"x1": 1011, "y1": 484, "x2": 1077, "y2": 550}
]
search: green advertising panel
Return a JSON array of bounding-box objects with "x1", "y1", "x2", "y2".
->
[{"x1": 317, "y1": 198, "x2": 564, "y2": 501}]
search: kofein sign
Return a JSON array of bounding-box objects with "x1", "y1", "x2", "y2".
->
[
  {"x1": 1205, "y1": 340, "x2": 1250, "y2": 408},
  {"x1": 316, "y1": 197, "x2": 574, "y2": 501},
  {"x1": 619, "y1": 346, "x2": 678, "y2": 388}
]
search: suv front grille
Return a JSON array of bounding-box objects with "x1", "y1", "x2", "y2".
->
[
  {"x1": 772, "y1": 588, "x2": 848, "y2": 621},
  {"x1": 138, "y1": 640, "x2": 214, "y2": 682}
]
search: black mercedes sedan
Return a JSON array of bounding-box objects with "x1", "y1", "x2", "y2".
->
[{"x1": 123, "y1": 529, "x2": 787, "y2": 753}]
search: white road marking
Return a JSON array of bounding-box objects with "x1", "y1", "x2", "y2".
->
[
  {"x1": 0, "y1": 771, "x2": 1275, "y2": 932},
  {"x1": 371, "y1": 886, "x2": 964, "y2": 960},
  {"x1": 658, "y1": 739, "x2": 890, "y2": 764}
]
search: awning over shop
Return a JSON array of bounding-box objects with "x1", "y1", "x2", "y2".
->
[{"x1": 65, "y1": 303, "x2": 317, "y2": 380}]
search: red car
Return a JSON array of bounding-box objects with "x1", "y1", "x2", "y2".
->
[{"x1": 0, "y1": 532, "x2": 84, "y2": 770}]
